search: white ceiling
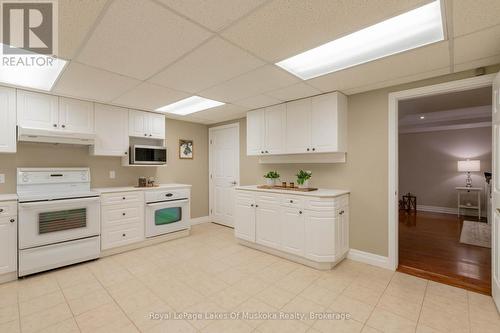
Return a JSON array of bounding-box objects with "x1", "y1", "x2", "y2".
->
[{"x1": 48, "y1": 0, "x2": 500, "y2": 124}]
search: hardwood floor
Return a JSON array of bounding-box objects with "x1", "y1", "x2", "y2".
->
[{"x1": 398, "y1": 210, "x2": 491, "y2": 294}]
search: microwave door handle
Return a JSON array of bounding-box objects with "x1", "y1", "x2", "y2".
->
[
  {"x1": 19, "y1": 196, "x2": 100, "y2": 208},
  {"x1": 146, "y1": 199, "x2": 189, "y2": 207}
]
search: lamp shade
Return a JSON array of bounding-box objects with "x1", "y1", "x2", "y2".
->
[{"x1": 457, "y1": 160, "x2": 480, "y2": 172}]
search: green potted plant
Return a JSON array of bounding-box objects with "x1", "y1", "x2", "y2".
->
[
  {"x1": 296, "y1": 170, "x2": 312, "y2": 188},
  {"x1": 263, "y1": 170, "x2": 280, "y2": 186}
]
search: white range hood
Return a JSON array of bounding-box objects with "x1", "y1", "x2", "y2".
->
[{"x1": 18, "y1": 127, "x2": 95, "y2": 145}]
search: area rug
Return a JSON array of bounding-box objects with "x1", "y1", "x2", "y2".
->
[{"x1": 460, "y1": 221, "x2": 491, "y2": 248}]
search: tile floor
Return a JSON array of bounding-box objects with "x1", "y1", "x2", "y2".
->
[{"x1": 1, "y1": 223, "x2": 499, "y2": 333}]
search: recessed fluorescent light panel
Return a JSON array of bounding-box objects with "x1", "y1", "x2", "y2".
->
[
  {"x1": 156, "y1": 96, "x2": 225, "y2": 115},
  {"x1": 0, "y1": 44, "x2": 67, "y2": 91},
  {"x1": 276, "y1": 0, "x2": 444, "y2": 80}
]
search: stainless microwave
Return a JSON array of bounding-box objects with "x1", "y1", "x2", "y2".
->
[{"x1": 130, "y1": 145, "x2": 167, "y2": 165}]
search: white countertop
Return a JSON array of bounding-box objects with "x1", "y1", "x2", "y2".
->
[
  {"x1": 235, "y1": 185, "x2": 349, "y2": 198},
  {"x1": 92, "y1": 183, "x2": 192, "y2": 194},
  {"x1": 0, "y1": 194, "x2": 18, "y2": 202}
]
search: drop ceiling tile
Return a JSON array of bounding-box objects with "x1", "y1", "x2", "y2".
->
[
  {"x1": 452, "y1": 0, "x2": 500, "y2": 37},
  {"x1": 221, "y1": 0, "x2": 431, "y2": 62},
  {"x1": 308, "y1": 41, "x2": 450, "y2": 93},
  {"x1": 157, "y1": 0, "x2": 267, "y2": 31},
  {"x1": 77, "y1": 0, "x2": 212, "y2": 80},
  {"x1": 454, "y1": 25, "x2": 500, "y2": 69},
  {"x1": 190, "y1": 103, "x2": 248, "y2": 120},
  {"x1": 234, "y1": 94, "x2": 282, "y2": 109},
  {"x1": 149, "y1": 37, "x2": 264, "y2": 93},
  {"x1": 265, "y1": 82, "x2": 321, "y2": 101},
  {"x1": 112, "y1": 82, "x2": 188, "y2": 111},
  {"x1": 199, "y1": 65, "x2": 299, "y2": 102},
  {"x1": 58, "y1": 0, "x2": 108, "y2": 59},
  {"x1": 53, "y1": 62, "x2": 141, "y2": 102}
]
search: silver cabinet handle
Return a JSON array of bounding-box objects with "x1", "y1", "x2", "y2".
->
[
  {"x1": 299, "y1": 211, "x2": 302, "y2": 214},
  {"x1": 251, "y1": 204, "x2": 254, "y2": 207},
  {"x1": 307, "y1": 148, "x2": 310, "y2": 151},
  {"x1": 0, "y1": 209, "x2": 3, "y2": 213},
  {"x1": 10, "y1": 219, "x2": 15, "y2": 223},
  {"x1": 61, "y1": 124, "x2": 66, "y2": 128},
  {"x1": 312, "y1": 148, "x2": 315, "y2": 151},
  {"x1": 231, "y1": 181, "x2": 237, "y2": 185},
  {"x1": 53, "y1": 124, "x2": 57, "y2": 127}
]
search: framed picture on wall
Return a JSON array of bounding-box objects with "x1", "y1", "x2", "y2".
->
[{"x1": 179, "y1": 139, "x2": 193, "y2": 159}]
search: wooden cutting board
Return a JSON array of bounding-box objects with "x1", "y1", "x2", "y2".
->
[{"x1": 257, "y1": 185, "x2": 318, "y2": 192}]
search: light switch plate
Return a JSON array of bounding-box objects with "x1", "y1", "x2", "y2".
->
[
  {"x1": 109, "y1": 170, "x2": 116, "y2": 179},
  {"x1": 0, "y1": 174, "x2": 4, "y2": 184}
]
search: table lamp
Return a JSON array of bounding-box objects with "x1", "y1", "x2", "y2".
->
[{"x1": 457, "y1": 160, "x2": 480, "y2": 188}]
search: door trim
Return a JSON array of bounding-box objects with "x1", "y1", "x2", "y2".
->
[
  {"x1": 209, "y1": 122, "x2": 240, "y2": 227},
  {"x1": 388, "y1": 74, "x2": 495, "y2": 271}
]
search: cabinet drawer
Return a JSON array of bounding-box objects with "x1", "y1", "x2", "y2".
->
[
  {"x1": 101, "y1": 222, "x2": 144, "y2": 250},
  {"x1": 102, "y1": 203, "x2": 143, "y2": 228},
  {"x1": 304, "y1": 195, "x2": 349, "y2": 211},
  {"x1": 101, "y1": 191, "x2": 143, "y2": 205},
  {"x1": 256, "y1": 193, "x2": 280, "y2": 205},
  {"x1": 0, "y1": 201, "x2": 17, "y2": 217},
  {"x1": 236, "y1": 191, "x2": 255, "y2": 203},
  {"x1": 281, "y1": 196, "x2": 303, "y2": 208}
]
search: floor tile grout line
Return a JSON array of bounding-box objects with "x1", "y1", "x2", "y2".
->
[
  {"x1": 415, "y1": 279, "x2": 429, "y2": 332},
  {"x1": 53, "y1": 276, "x2": 82, "y2": 333}
]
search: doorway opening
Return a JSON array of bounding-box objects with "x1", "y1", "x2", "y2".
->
[{"x1": 396, "y1": 86, "x2": 492, "y2": 294}]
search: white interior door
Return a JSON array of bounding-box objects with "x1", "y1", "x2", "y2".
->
[
  {"x1": 210, "y1": 123, "x2": 240, "y2": 227},
  {"x1": 492, "y1": 72, "x2": 500, "y2": 311}
]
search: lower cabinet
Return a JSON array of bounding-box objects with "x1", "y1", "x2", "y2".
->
[
  {"x1": 101, "y1": 191, "x2": 144, "y2": 250},
  {"x1": 235, "y1": 190, "x2": 349, "y2": 266},
  {"x1": 0, "y1": 201, "x2": 17, "y2": 276}
]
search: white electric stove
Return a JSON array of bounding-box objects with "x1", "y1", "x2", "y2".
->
[{"x1": 17, "y1": 168, "x2": 101, "y2": 277}]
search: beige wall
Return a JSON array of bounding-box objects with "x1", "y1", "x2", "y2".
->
[
  {"x1": 399, "y1": 127, "x2": 491, "y2": 212},
  {"x1": 211, "y1": 64, "x2": 500, "y2": 257},
  {"x1": 0, "y1": 119, "x2": 209, "y2": 218}
]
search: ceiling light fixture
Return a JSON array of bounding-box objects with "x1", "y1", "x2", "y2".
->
[
  {"x1": 276, "y1": 0, "x2": 444, "y2": 80},
  {"x1": 0, "y1": 44, "x2": 68, "y2": 91},
  {"x1": 420, "y1": 116, "x2": 426, "y2": 119},
  {"x1": 156, "y1": 96, "x2": 225, "y2": 115}
]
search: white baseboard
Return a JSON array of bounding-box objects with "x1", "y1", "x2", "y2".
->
[
  {"x1": 417, "y1": 205, "x2": 486, "y2": 217},
  {"x1": 347, "y1": 249, "x2": 393, "y2": 270},
  {"x1": 190, "y1": 216, "x2": 211, "y2": 225}
]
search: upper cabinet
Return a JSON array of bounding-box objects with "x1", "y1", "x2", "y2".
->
[
  {"x1": 246, "y1": 104, "x2": 286, "y2": 156},
  {"x1": 91, "y1": 104, "x2": 129, "y2": 157},
  {"x1": 0, "y1": 87, "x2": 16, "y2": 153},
  {"x1": 246, "y1": 92, "x2": 347, "y2": 157},
  {"x1": 17, "y1": 91, "x2": 94, "y2": 134},
  {"x1": 129, "y1": 110, "x2": 165, "y2": 139}
]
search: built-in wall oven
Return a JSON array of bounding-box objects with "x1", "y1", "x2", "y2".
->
[
  {"x1": 145, "y1": 189, "x2": 190, "y2": 237},
  {"x1": 17, "y1": 168, "x2": 100, "y2": 277},
  {"x1": 130, "y1": 145, "x2": 167, "y2": 165}
]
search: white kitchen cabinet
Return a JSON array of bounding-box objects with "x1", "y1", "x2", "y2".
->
[
  {"x1": 281, "y1": 207, "x2": 305, "y2": 256},
  {"x1": 17, "y1": 90, "x2": 58, "y2": 130},
  {"x1": 285, "y1": 98, "x2": 311, "y2": 154},
  {"x1": 246, "y1": 92, "x2": 348, "y2": 157},
  {"x1": 129, "y1": 110, "x2": 165, "y2": 139},
  {"x1": 0, "y1": 201, "x2": 17, "y2": 276},
  {"x1": 255, "y1": 195, "x2": 281, "y2": 249},
  {"x1": 264, "y1": 104, "x2": 286, "y2": 154},
  {"x1": 59, "y1": 97, "x2": 94, "y2": 134},
  {"x1": 234, "y1": 191, "x2": 256, "y2": 241},
  {"x1": 246, "y1": 109, "x2": 265, "y2": 155},
  {"x1": 234, "y1": 188, "x2": 349, "y2": 269},
  {"x1": 0, "y1": 87, "x2": 16, "y2": 153},
  {"x1": 91, "y1": 104, "x2": 129, "y2": 156}
]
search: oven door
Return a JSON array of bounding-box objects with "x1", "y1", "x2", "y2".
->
[
  {"x1": 18, "y1": 197, "x2": 100, "y2": 249},
  {"x1": 145, "y1": 199, "x2": 190, "y2": 237}
]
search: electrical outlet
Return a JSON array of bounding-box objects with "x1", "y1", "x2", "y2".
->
[
  {"x1": 109, "y1": 170, "x2": 116, "y2": 179},
  {"x1": 0, "y1": 174, "x2": 4, "y2": 184}
]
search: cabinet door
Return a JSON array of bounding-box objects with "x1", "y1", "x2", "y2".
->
[
  {"x1": 0, "y1": 87, "x2": 16, "y2": 153},
  {"x1": 337, "y1": 205, "x2": 349, "y2": 257},
  {"x1": 304, "y1": 210, "x2": 336, "y2": 262},
  {"x1": 59, "y1": 97, "x2": 94, "y2": 133},
  {"x1": 92, "y1": 104, "x2": 129, "y2": 156},
  {"x1": 129, "y1": 110, "x2": 150, "y2": 138},
  {"x1": 17, "y1": 90, "x2": 58, "y2": 130},
  {"x1": 234, "y1": 192, "x2": 256, "y2": 241},
  {"x1": 255, "y1": 195, "x2": 281, "y2": 249},
  {"x1": 264, "y1": 104, "x2": 286, "y2": 154},
  {"x1": 149, "y1": 113, "x2": 165, "y2": 139},
  {"x1": 246, "y1": 109, "x2": 265, "y2": 155},
  {"x1": 281, "y1": 207, "x2": 305, "y2": 256},
  {"x1": 285, "y1": 98, "x2": 311, "y2": 154},
  {"x1": 0, "y1": 216, "x2": 17, "y2": 275},
  {"x1": 311, "y1": 92, "x2": 347, "y2": 152}
]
